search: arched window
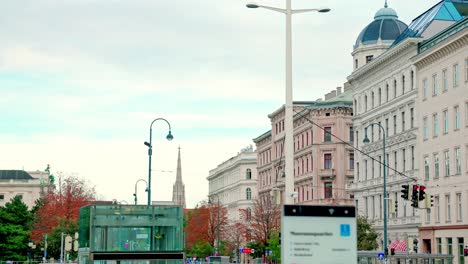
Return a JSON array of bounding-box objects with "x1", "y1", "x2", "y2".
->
[
  {"x1": 246, "y1": 188, "x2": 252, "y2": 200},
  {"x1": 246, "y1": 168, "x2": 252, "y2": 180}
]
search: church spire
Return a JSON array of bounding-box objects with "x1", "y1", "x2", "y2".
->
[{"x1": 172, "y1": 146, "x2": 186, "y2": 208}]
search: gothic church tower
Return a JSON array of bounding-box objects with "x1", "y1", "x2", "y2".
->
[{"x1": 172, "y1": 147, "x2": 186, "y2": 208}]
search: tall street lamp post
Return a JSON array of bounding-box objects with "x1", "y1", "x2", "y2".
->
[
  {"x1": 363, "y1": 123, "x2": 388, "y2": 257},
  {"x1": 144, "y1": 118, "x2": 173, "y2": 205},
  {"x1": 209, "y1": 194, "x2": 220, "y2": 255},
  {"x1": 247, "y1": 1, "x2": 330, "y2": 204},
  {"x1": 133, "y1": 179, "x2": 148, "y2": 205}
]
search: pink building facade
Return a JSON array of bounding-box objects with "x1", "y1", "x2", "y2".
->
[{"x1": 253, "y1": 87, "x2": 354, "y2": 205}]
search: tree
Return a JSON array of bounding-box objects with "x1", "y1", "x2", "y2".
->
[
  {"x1": 0, "y1": 195, "x2": 34, "y2": 261},
  {"x1": 31, "y1": 174, "x2": 95, "y2": 259},
  {"x1": 184, "y1": 201, "x2": 228, "y2": 255},
  {"x1": 224, "y1": 222, "x2": 247, "y2": 260},
  {"x1": 357, "y1": 216, "x2": 379, "y2": 250},
  {"x1": 266, "y1": 230, "x2": 281, "y2": 263},
  {"x1": 240, "y1": 195, "x2": 281, "y2": 246}
]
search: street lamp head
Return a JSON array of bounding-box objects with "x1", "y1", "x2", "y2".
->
[
  {"x1": 363, "y1": 127, "x2": 370, "y2": 143},
  {"x1": 166, "y1": 131, "x2": 174, "y2": 141},
  {"x1": 318, "y1": 8, "x2": 331, "y2": 13},
  {"x1": 246, "y1": 3, "x2": 259, "y2": 8},
  {"x1": 144, "y1": 141, "x2": 151, "y2": 147}
]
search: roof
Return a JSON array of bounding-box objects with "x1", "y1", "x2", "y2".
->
[
  {"x1": 392, "y1": 0, "x2": 465, "y2": 46},
  {"x1": 308, "y1": 88, "x2": 353, "y2": 109},
  {"x1": 354, "y1": 5, "x2": 407, "y2": 49},
  {"x1": 0, "y1": 170, "x2": 34, "y2": 180}
]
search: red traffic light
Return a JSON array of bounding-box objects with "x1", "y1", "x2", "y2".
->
[
  {"x1": 413, "y1": 185, "x2": 419, "y2": 191},
  {"x1": 419, "y1": 185, "x2": 426, "y2": 192}
]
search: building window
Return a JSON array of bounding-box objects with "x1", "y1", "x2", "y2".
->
[
  {"x1": 424, "y1": 156, "x2": 430, "y2": 180},
  {"x1": 455, "y1": 147, "x2": 461, "y2": 175},
  {"x1": 459, "y1": 237, "x2": 465, "y2": 264},
  {"x1": 385, "y1": 118, "x2": 389, "y2": 136},
  {"x1": 423, "y1": 117, "x2": 429, "y2": 140},
  {"x1": 386, "y1": 84, "x2": 389, "y2": 102},
  {"x1": 433, "y1": 113, "x2": 439, "y2": 137},
  {"x1": 393, "y1": 115, "x2": 397, "y2": 135},
  {"x1": 436, "y1": 237, "x2": 442, "y2": 254},
  {"x1": 246, "y1": 169, "x2": 252, "y2": 180},
  {"x1": 246, "y1": 188, "x2": 252, "y2": 200},
  {"x1": 445, "y1": 150, "x2": 450, "y2": 177},
  {"x1": 410, "y1": 108, "x2": 414, "y2": 128},
  {"x1": 465, "y1": 58, "x2": 468, "y2": 81},
  {"x1": 426, "y1": 208, "x2": 431, "y2": 223},
  {"x1": 401, "y1": 111, "x2": 405, "y2": 131},
  {"x1": 446, "y1": 194, "x2": 451, "y2": 222},
  {"x1": 457, "y1": 193, "x2": 462, "y2": 222},
  {"x1": 324, "y1": 153, "x2": 332, "y2": 169},
  {"x1": 371, "y1": 92, "x2": 375, "y2": 108},
  {"x1": 403, "y1": 149, "x2": 407, "y2": 172},
  {"x1": 378, "y1": 88, "x2": 382, "y2": 105},
  {"x1": 435, "y1": 196, "x2": 440, "y2": 222},
  {"x1": 366, "y1": 55, "x2": 373, "y2": 63},
  {"x1": 355, "y1": 59, "x2": 358, "y2": 69},
  {"x1": 423, "y1": 78, "x2": 428, "y2": 98},
  {"x1": 0, "y1": 194, "x2": 4, "y2": 200},
  {"x1": 394, "y1": 151, "x2": 398, "y2": 173},
  {"x1": 432, "y1": 74, "x2": 438, "y2": 96},
  {"x1": 364, "y1": 95, "x2": 368, "y2": 112},
  {"x1": 324, "y1": 182, "x2": 333, "y2": 199},
  {"x1": 394, "y1": 79, "x2": 397, "y2": 98},
  {"x1": 411, "y1": 146, "x2": 415, "y2": 170},
  {"x1": 443, "y1": 110, "x2": 449, "y2": 134},
  {"x1": 448, "y1": 238, "x2": 453, "y2": 256},
  {"x1": 402, "y1": 75, "x2": 406, "y2": 93},
  {"x1": 443, "y1": 69, "x2": 448, "y2": 92},
  {"x1": 378, "y1": 156, "x2": 382, "y2": 177},
  {"x1": 349, "y1": 153, "x2": 355, "y2": 170},
  {"x1": 454, "y1": 63, "x2": 459, "y2": 87},
  {"x1": 324, "y1": 127, "x2": 332, "y2": 142},
  {"x1": 365, "y1": 160, "x2": 368, "y2": 180},
  {"x1": 411, "y1": 70, "x2": 415, "y2": 90},
  {"x1": 434, "y1": 153, "x2": 440, "y2": 178},
  {"x1": 349, "y1": 127, "x2": 354, "y2": 142},
  {"x1": 455, "y1": 106, "x2": 460, "y2": 130}
]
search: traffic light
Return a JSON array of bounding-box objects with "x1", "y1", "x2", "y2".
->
[
  {"x1": 390, "y1": 248, "x2": 395, "y2": 255},
  {"x1": 419, "y1": 185, "x2": 426, "y2": 201},
  {"x1": 425, "y1": 195, "x2": 434, "y2": 208},
  {"x1": 413, "y1": 239, "x2": 418, "y2": 253},
  {"x1": 395, "y1": 199, "x2": 398, "y2": 215},
  {"x1": 401, "y1": 184, "x2": 410, "y2": 200},
  {"x1": 464, "y1": 246, "x2": 468, "y2": 257},
  {"x1": 411, "y1": 185, "x2": 419, "y2": 208}
]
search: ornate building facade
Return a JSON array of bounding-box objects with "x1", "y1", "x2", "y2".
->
[
  {"x1": 207, "y1": 145, "x2": 257, "y2": 223},
  {"x1": 253, "y1": 87, "x2": 354, "y2": 206},
  {"x1": 414, "y1": 17, "x2": 468, "y2": 263}
]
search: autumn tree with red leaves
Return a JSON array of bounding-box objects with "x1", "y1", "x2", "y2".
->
[
  {"x1": 31, "y1": 174, "x2": 95, "y2": 258},
  {"x1": 184, "y1": 200, "x2": 228, "y2": 255},
  {"x1": 240, "y1": 195, "x2": 281, "y2": 246}
]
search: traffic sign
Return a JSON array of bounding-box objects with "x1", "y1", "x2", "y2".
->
[{"x1": 377, "y1": 252, "x2": 385, "y2": 260}]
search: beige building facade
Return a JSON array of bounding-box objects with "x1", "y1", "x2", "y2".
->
[
  {"x1": 0, "y1": 170, "x2": 52, "y2": 208},
  {"x1": 414, "y1": 18, "x2": 468, "y2": 263},
  {"x1": 207, "y1": 145, "x2": 257, "y2": 223}
]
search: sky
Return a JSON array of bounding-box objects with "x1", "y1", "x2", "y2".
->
[{"x1": 0, "y1": 0, "x2": 441, "y2": 208}]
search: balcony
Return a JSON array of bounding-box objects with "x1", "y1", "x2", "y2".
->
[
  {"x1": 319, "y1": 169, "x2": 336, "y2": 180},
  {"x1": 345, "y1": 170, "x2": 354, "y2": 179}
]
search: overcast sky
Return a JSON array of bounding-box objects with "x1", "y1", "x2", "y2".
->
[{"x1": 0, "y1": 0, "x2": 441, "y2": 208}]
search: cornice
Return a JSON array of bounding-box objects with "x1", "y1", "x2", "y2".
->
[
  {"x1": 348, "y1": 38, "x2": 421, "y2": 82},
  {"x1": 413, "y1": 29, "x2": 468, "y2": 70}
]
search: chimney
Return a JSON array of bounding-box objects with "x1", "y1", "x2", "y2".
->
[
  {"x1": 336, "y1": 87, "x2": 342, "y2": 95},
  {"x1": 325, "y1": 90, "x2": 337, "y2": 100}
]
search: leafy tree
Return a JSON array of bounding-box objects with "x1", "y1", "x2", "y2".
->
[
  {"x1": 245, "y1": 241, "x2": 264, "y2": 259},
  {"x1": 187, "y1": 241, "x2": 213, "y2": 260},
  {"x1": 31, "y1": 174, "x2": 95, "y2": 260},
  {"x1": 266, "y1": 230, "x2": 281, "y2": 263},
  {"x1": 184, "y1": 201, "x2": 228, "y2": 255},
  {"x1": 357, "y1": 216, "x2": 379, "y2": 250},
  {"x1": 224, "y1": 222, "x2": 247, "y2": 260},
  {"x1": 0, "y1": 195, "x2": 34, "y2": 261},
  {"x1": 240, "y1": 195, "x2": 280, "y2": 246}
]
